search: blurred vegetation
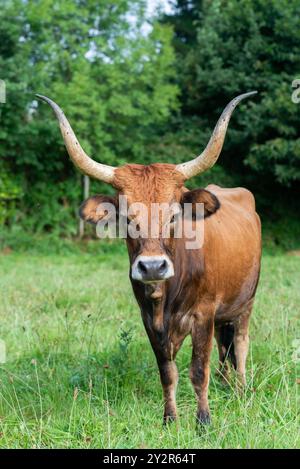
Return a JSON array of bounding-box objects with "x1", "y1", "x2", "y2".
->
[
  {"x1": 163, "y1": 0, "x2": 300, "y2": 183},
  {"x1": 161, "y1": 0, "x2": 300, "y2": 248},
  {"x1": 0, "y1": 0, "x2": 178, "y2": 234},
  {"x1": 0, "y1": 0, "x2": 299, "y2": 249}
]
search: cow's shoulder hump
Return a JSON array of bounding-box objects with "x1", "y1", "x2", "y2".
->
[{"x1": 205, "y1": 184, "x2": 256, "y2": 212}]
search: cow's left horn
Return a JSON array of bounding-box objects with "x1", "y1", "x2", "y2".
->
[
  {"x1": 36, "y1": 94, "x2": 115, "y2": 184},
  {"x1": 176, "y1": 91, "x2": 257, "y2": 179}
]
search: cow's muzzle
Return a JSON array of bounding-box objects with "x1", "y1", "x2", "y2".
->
[{"x1": 131, "y1": 255, "x2": 174, "y2": 283}]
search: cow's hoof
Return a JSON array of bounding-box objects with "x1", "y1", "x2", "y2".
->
[
  {"x1": 235, "y1": 373, "x2": 246, "y2": 392},
  {"x1": 196, "y1": 410, "x2": 211, "y2": 427},
  {"x1": 163, "y1": 414, "x2": 177, "y2": 425}
]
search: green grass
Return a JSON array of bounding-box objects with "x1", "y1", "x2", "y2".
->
[{"x1": 0, "y1": 243, "x2": 299, "y2": 449}]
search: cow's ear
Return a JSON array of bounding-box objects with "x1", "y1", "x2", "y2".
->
[
  {"x1": 79, "y1": 195, "x2": 118, "y2": 224},
  {"x1": 181, "y1": 189, "x2": 220, "y2": 218}
]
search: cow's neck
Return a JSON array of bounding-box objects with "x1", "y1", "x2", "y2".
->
[
  {"x1": 144, "y1": 283, "x2": 165, "y2": 332},
  {"x1": 166, "y1": 238, "x2": 205, "y2": 314}
]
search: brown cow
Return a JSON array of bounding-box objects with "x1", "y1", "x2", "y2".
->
[{"x1": 37, "y1": 92, "x2": 261, "y2": 426}]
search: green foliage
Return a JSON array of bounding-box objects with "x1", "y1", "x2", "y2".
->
[
  {"x1": 0, "y1": 161, "x2": 23, "y2": 224},
  {"x1": 0, "y1": 0, "x2": 299, "y2": 235},
  {"x1": 0, "y1": 0, "x2": 178, "y2": 230},
  {"x1": 164, "y1": 0, "x2": 300, "y2": 192},
  {"x1": 0, "y1": 226, "x2": 127, "y2": 256},
  {"x1": 162, "y1": 0, "x2": 204, "y2": 53}
]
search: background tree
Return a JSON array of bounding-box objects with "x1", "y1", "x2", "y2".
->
[
  {"x1": 162, "y1": 0, "x2": 300, "y2": 207},
  {"x1": 0, "y1": 0, "x2": 299, "y2": 246},
  {"x1": 0, "y1": 0, "x2": 178, "y2": 233}
]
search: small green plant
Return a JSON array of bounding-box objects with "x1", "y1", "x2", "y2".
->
[{"x1": 0, "y1": 164, "x2": 23, "y2": 226}]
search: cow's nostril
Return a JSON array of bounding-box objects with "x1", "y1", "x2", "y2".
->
[
  {"x1": 159, "y1": 260, "x2": 167, "y2": 272},
  {"x1": 138, "y1": 261, "x2": 148, "y2": 274}
]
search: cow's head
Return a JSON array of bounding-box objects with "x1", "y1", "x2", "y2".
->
[{"x1": 37, "y1": 92, "x2": 256, "y2": 284}]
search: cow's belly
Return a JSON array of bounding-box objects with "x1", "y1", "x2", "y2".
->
[{"x1": 211, "y1": 250, "x2": 260, "y2": 322}]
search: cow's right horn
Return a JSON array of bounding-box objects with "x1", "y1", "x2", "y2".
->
[
  {"x1": 176, "y1": 91, "x2": 257, "y2": 180},
  {"x1": 36, "y1": 94, "x2": 115, "y2": 184}
]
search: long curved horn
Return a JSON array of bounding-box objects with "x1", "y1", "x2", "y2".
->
[
  {"x1": 176, "y1": 91, "x2": 257, "y2": 179},
  {"x1": 36, "y1": 94, "x2": 115, "y2": 184}
]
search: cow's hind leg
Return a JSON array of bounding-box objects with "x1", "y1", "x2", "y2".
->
[
  {"x1": 233, "y1": 303, "x2": 252, "y2": 387},
  {"x1": 190, "y1": 314, "x2": 214, "y2": 426},
  {"x1": 214, "y1": 323, "x2": 235, "y2": 383}
]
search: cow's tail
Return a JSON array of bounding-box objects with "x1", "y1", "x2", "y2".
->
[{"x1": 220, "y1": 323, "x2": 236, "y2": 369}]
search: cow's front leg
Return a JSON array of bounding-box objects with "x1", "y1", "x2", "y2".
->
[
  {"x1": 190, "y1": 314, "x2": 214, "y2": 426},
  {"x1": 157, "y1": 357, "x2": 178, "y2": 424},
  {"x1": 142, "y1": 319, "x2": 180, "y2": 424}
]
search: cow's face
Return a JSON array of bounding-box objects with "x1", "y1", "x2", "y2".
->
[
  {"x1": 80, "y1": 163, "x2": 220, "y2": 284},
  {"x1": 115, "y1": 164, "x2": 184, "y2": 284}
]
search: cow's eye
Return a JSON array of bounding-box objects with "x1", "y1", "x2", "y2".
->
[{"x1": 170, "y1": 212, "x2": 180, "y2": 224}]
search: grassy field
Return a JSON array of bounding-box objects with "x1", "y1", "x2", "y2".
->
[{"x1": 0, "y1": 242, "x2": 299, "y2": 449}]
